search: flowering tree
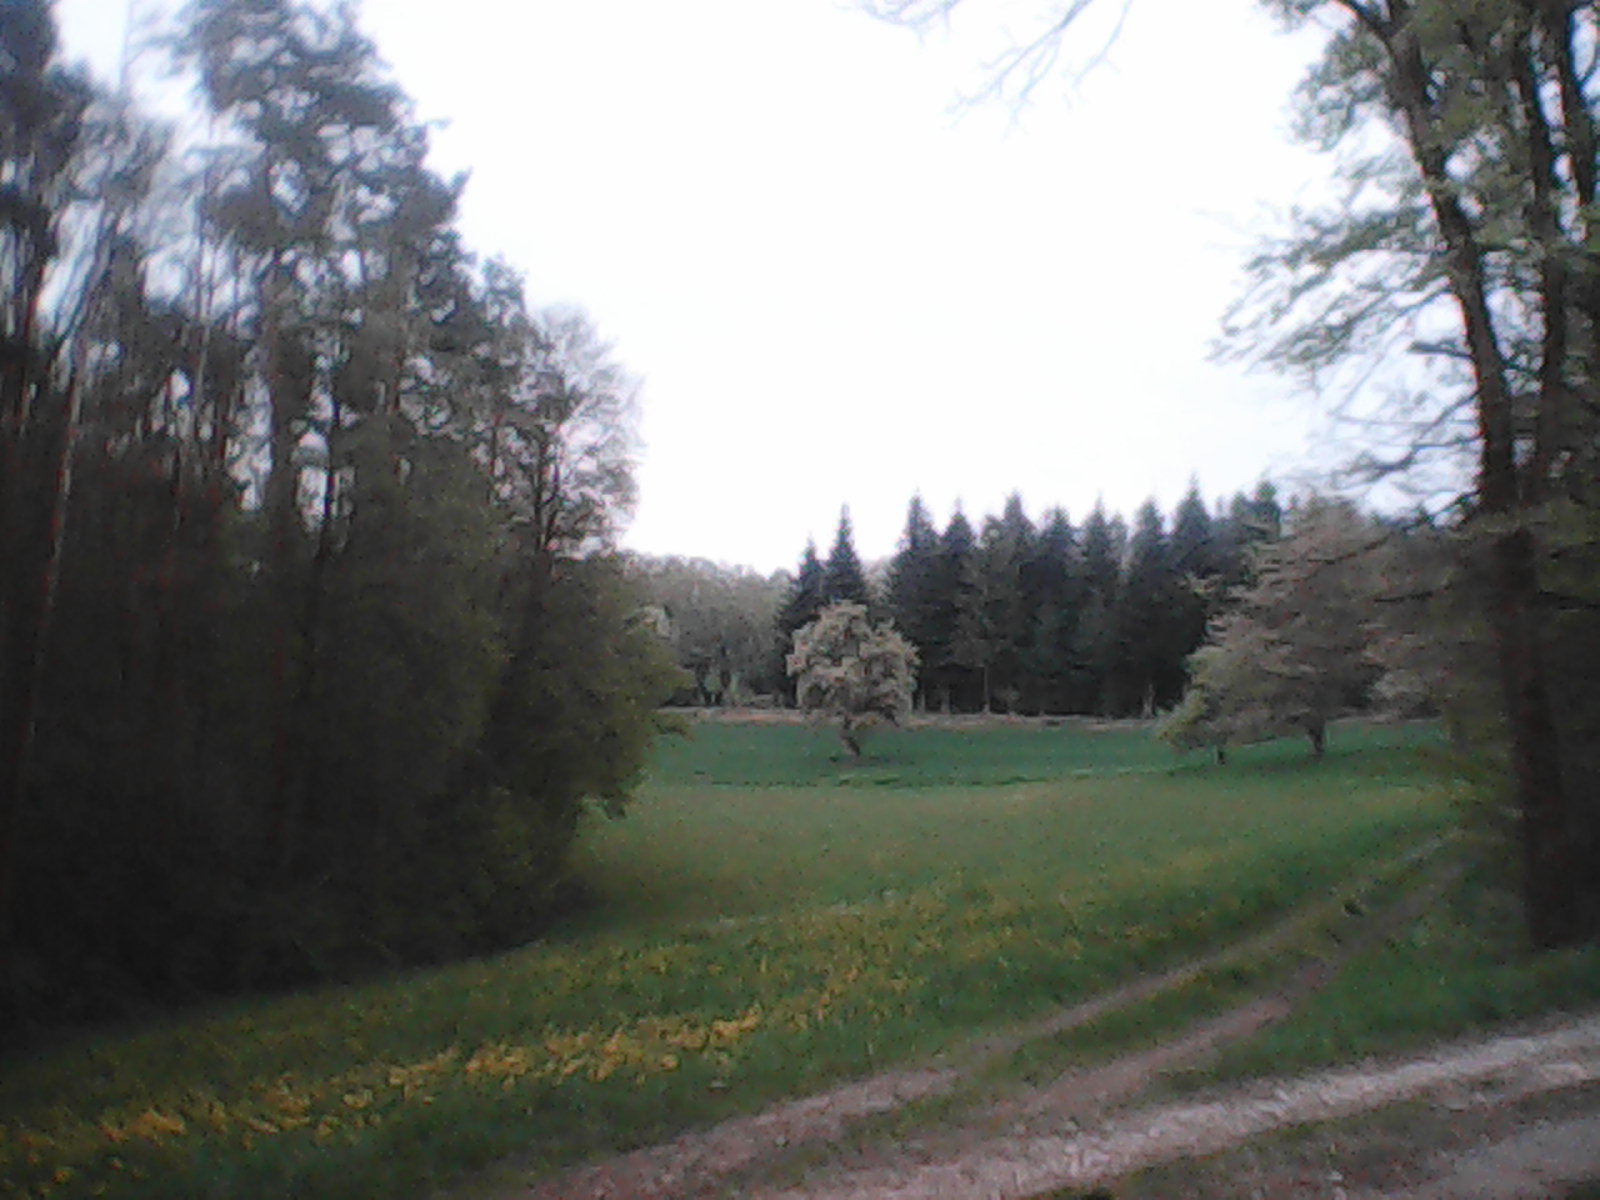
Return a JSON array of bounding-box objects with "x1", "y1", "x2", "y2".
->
[
  {"x1": 1161, "y1": 499, "x2": 1381, "y2": 760},
  {"x1": 787, "y1": 602, "x2": 918, "y2": 758}
]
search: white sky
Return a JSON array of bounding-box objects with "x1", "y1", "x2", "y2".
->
[{"x1": 56, "y1": 0, "x2": 1340, "y2": 573}]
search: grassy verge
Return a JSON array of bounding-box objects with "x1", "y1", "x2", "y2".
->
[
  {"x1": 1165, "y1": 864, "x2": 1600, "y2": 1090},
  {"x1": 980, "y1": 841, "x2": 1447, "y2": 1091},
  {"x1": 0, "y1": 722, "x2": 1451, "y2": 1199}
]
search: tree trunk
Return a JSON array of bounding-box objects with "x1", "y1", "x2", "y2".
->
[
  {"x1": 1491, "y1": 527, "x2": 1591, "y2": 946},
  {"x1": 1381, "y1": 24, "x2": 1589, "y2": 946},
  {"x1": 0, "y1": 364, "x2": 87, "y2": 977}
]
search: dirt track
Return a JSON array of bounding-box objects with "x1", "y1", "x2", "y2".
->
[
  {"x1": 757, "y1": 1014, "x2": 1600, "y2": 1199},
  {"x1": 496, "y1": 857, "x2": 1600, "y2": 1200}
]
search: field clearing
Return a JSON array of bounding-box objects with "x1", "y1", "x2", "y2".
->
[
  {"x1": 572, "y1": 720, "x2": 1447, "y2": 932},
  {"x1": 0, "y1": 720, "x2": 1516, "y2": 1200}
]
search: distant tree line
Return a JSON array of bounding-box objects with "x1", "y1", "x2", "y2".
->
[
  {"x1": 770, "y1": 485, "x2": 1284, "y2": 717},
  {"x1": 0, "y1": 0, "x2": 680, "y2": 1028},
  {"x1": 624, "y1": 555, "x2": 787, "y2": 706}
]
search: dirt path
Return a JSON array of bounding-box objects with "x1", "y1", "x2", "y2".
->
[
  {"x1": 503, "y1": 846, "x2": 1459, "y2": 1200},
  {"x1": 755, "y1": 1013, "x2": 1600, "y2": 1199},
  {"x1": 1372, "y1": 1108, "x2": 1600, "y2": 1199},
  {"x1": 489, "y1": 843, "x2": 1600, "y2": 1200}
]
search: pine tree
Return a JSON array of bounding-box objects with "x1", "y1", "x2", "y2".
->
[
  {"x1": 822, "y1": 506, "x2": 869, "y2": 605},
  {"x1": 1025, "y1": 507, "x2": 1083, "y2": 714},
  {"x1": 1112, "y1": 498, "x2": 1178, "y2": 716},
  {"x1": 925, "y1": 509, "x2": 979, "y2": 711},
  {"x1": 975, "y1": 493, "x2": 1035, "y2": 712},
  {"x1": 777, "y1": 541, "x2": 827, "y2": 708},
  {"x1": 886, "y1": 495, "x2": 941, "y2": 707},
  {"x1": 1073, "y1": 502, "x2": 1122, "y2": 713}
]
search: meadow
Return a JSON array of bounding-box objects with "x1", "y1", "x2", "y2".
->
[{"x1": 4, "y1": 717, "x2": 1587, "y2": 1200}]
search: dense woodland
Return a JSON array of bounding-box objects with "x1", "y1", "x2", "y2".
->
[{"x1": 0, "y1": 0, "x2": 681, "y2": 1026}]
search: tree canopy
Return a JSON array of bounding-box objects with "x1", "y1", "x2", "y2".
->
[
  {"x1": 1161, "y1": 498, "x2": 1383, "y2": 759},
  {"x1": 787, "y1": 602, "x2": 918, "y2": 757},
  {"x1": 0, "y1": 0, "x2": 682, "y2": 1026}
]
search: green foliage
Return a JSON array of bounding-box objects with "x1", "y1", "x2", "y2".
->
[
  {"x1": 791, "y1": 485, "x2": 1276, "y2": 721},
  {"x1": 886, "y1": 494, "x2": 943, "y2": 705},
  {"x1": 487, "y1": 558, "x2": 688, "y2": 820},
  {"x1": 1231, "y1": 0, "x2": 1600, "y2": 943},
  {"x1": 627, "y1": 554, "x2": 786, "y2": 704},
  {"x1": 1162, "y1": 497, "x2": 1386, "y2": 758},
  {"x1": 822, "y1": 506, "x2": 870, "y2": 606},
  {"x1": 0, "y1": 0, "x2": 680, "y2": 1029}
]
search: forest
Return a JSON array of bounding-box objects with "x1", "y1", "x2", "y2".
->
[{"x1": 0, "y1": 0, "x2": 682, "y2": 1026}]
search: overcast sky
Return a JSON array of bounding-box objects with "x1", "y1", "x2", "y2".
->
[{"x1": 56, "y1": 0, "x2": 1340, "y2": 573}]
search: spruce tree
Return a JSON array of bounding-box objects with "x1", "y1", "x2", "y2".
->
[
  {"x1": 1073, "y1": 502, "x2": 1122, "y2": 713},
  {"x1": 1112, "y1": 499, "x2": 1177, "y2": 716},
  {"x1": 1026, "y1": 508, "x2": 1083, "y2": 714},
  {"x1": 925, "y1": 509, "x2": 979, "y2": 711},
  {"x1": 975, "y1": 494, "x2": 1035, "y2": 712},
  {"x1": 886, "y1": 495, "x2": 941, "y2": 707},
  {"x1": 778, "y1": 541, "x2": 826, "y2": 660},
  {"x1": 822, "y1": 506, "x2": 869, "y2": 605},
  {"x1": 1167, "y1": 480, "x2": 1217, "y2": 685}
]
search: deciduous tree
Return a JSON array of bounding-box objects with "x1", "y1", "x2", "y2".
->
[
  {"x1": 787, "y1": 602, "x2": 918, "y2": 757},
  {"x1": 1162, "y1": 497, "x2": 1382, "y2": 759}
]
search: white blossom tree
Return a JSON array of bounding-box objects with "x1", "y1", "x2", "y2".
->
[
  {"x1": 1161, "y1": 498, "x2": 1382, "y2": 760},
  {"x1": 787, "y1": 602, "x2": 918, "y2": 758}
]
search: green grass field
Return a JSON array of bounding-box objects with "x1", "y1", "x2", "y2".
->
[{"x1": 3, "y1": 717, "x2": 1590, "y2": 1200}]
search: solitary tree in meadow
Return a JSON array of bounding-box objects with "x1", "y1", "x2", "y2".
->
[{"x1": 787, "y1": 602, "x2": 918, "y2": 758}]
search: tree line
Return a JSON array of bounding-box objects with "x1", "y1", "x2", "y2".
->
[
  {"x1": 773, "y1": 484, "x2": 1286, "y2": 717},
  {"x1": 0, "y1": 0, "x2": 680, "y2": 1029},
  {"x1": 774, "y1": 495, "x2": 1448, "y2": 762}
]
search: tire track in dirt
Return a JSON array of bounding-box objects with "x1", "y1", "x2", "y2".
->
[
  {"x1": 503, "y1": 840, "x2": 1448, "y2": 1200},
  {"x1": 759, "y1": 1014, "x2": 1600, "y2": 1200}
]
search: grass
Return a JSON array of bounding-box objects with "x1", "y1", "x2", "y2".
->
[
  {"x1": 0, "y1": 719, "x2": 1482, "y2": 1200},
  {"x1": 643, "y1": 717, "x2": 1181, "y2": 788},
  {"x1": 1170, "y1": 861, "x2": 1600, "y2": 1088}
]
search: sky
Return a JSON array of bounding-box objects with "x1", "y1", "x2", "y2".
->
[{"x1": 54, "y1": 0, "x2": 1343, "y2": 574}]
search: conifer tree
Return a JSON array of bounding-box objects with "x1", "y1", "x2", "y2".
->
[
  {"x1": 822, "y1": 506, "x2": 870, "y2": 605},
  {"x1": 974, "y1": 494, "x2": 1035, "y2": 711},
  {"x1": 1025, "y1": 507, "x2": 1084, "y2": 713},
  {"x1": 1112, "y1": 499, "x2": 1179, "y2": 715},
  {"x1": 1073, "y1": 502, "x2": 1123, "y2": 713},
  {"x1": 1166, "y1": 480, "x2": 1218, "y2": 687},
  {"x1": 926, "y1": 509, "x2": 980, "y2": 711},
  {"x1": 777, "y1": 541, "x2": 827, "y2": 706},
  {"x1": 886, "y1": 495, "x2": 941, "y2": 707}
]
